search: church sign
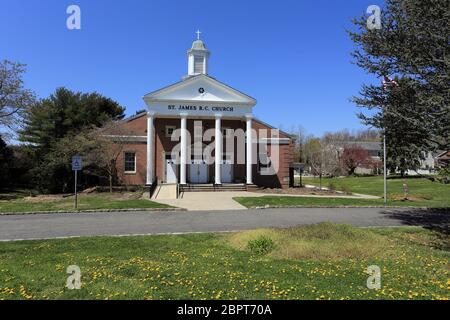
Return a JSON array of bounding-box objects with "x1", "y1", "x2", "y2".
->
[
  {"x1": 145, "y1": 102, "x2": 252, "y2": 118},
  {"x1": 168, "y1": 105, "x2": 235, "y2": 113}
]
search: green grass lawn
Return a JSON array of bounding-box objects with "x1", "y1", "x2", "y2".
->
[
  {"x1": 0, "y1": 192, "x2": 172, "y2": 213},
  {"x1": 0, "y1": 223, "x2": 448, "y2": 300},
  {"x1": 234, "y1": 176, "x2": 450, "y2": 208},
  {"x1": 235, "y1": 196, "x2": 389, "y2": 208},
  {"x1": 304, "y1": 176, "x2": 450, "y2": 208}
]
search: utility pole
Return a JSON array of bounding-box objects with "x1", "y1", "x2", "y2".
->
[
  {"x1": 381, "y1": 75, "x2": 399, "y2": 205},
  {"x1": 383, "y1": 133, "x2": 387, "y2": 204}
]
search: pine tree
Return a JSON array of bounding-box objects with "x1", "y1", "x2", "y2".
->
[
  {"x1": 348, "y1": 0, "x2": 449, "y2": 171},
  {"x1": 19, "y1": 87, "x2": 125, "y2": 192}
]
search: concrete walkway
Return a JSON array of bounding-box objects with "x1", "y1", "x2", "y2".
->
[
  {"x1": 153, "y1": 191, "x2": 380, "y2": 211},
  {"x1": 154, "y1": 191, "x2": 249, "y2": 210}
]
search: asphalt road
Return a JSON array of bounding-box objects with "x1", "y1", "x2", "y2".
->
[{"x1": 0, "y1": 207, "x2": 448, "y2": 241}]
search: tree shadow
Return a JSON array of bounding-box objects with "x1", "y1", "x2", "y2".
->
[{"x1": 381, "y1": 208, "x2": 450, "y2": 235}]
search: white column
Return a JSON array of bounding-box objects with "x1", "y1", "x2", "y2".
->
[
  {"x1": 180, "y1": 113, "x2": 188, "y2": 185},
  {"x1": 246, "y1": 114, "x2": 253, "y2": 184},
  {"x1": 146, "y1": 111, "x2": 155, "y2": 185},
  {"x1": 215, "y1": 114, "x2": 222, "y2": 185}
]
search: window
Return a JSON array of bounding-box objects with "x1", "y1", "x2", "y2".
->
[
  {"x1": 194, "y1": 56, "x2": 203, "y2": 74},
  {"x1": 258, "y1": 153, "x2": 272, "y2": 173},
  {"x1": 165, "y1": 126, "x2": 176, "y2": 138},
  {"x1": 124, "y1": 152, "x2": 136, "y2": 173}
]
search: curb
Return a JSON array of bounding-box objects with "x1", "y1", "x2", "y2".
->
[
  {"x1": 249, "y1": 205, "x2": 430, "y2": 210},
  {"x1": 0, "y1": 207, "x2": 186, "y2": 216}
]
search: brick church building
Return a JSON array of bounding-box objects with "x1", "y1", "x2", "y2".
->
[{"x1": 112, "y1": 35, "x2": 294, "y2": 192}]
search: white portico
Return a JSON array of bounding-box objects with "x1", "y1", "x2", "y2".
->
[{"x1": 143, "y1": 35, "x2": 257, "y2": 186}]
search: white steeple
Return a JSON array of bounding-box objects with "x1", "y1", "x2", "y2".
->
[{"x1": 187, "y1": 30, "x2": 210, "y2": 77}]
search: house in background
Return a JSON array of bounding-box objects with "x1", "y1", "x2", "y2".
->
[
  {"x1": 436, "y1": 150, "x2": 450, "y2": 168},
  {"x1": 342, "y1": 141, "x2": 438, "y2": 175},
  {"x1": 342, "y1": 141, "x2": 381, "y2": 175}
]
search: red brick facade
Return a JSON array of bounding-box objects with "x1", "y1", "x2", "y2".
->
[{"x1": 115, "y1": 113, "x2": 294, "y2": 188}]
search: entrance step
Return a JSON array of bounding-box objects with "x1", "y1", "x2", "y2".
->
[
  {"x1": 180, "y1": 183, "x2": 247, "y2": 192},
  {"x1": 152, "y1": 183, "x2": 178, "y2": 200}
]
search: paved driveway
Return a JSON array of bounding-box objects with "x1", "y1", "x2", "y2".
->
[{"x1": 0, "y1": 207, "x2": 447, "y2": 241}]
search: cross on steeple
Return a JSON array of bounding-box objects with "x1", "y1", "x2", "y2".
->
[{"x1": 196, "y1": 30, "x2": 202, "y2": 40}]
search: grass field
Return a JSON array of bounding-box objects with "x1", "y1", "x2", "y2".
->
[
  {"x1": 0, "y1": 191, "x2": 171, "y2": 213},
  {"x1": 235, "y1": 176, "x2": 450, "y2": 208},
  {"x1": 0, "y1": 224, "x2": 448, "y2": 300},
  {"x1": 235, "y1": 196, "x2": 389, "y2": 208}
]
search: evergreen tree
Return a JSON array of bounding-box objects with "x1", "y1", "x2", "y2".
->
[
  {"x1": 348, "y1": 0, "x2": 449, "y2": 169},
  {"x1": 19, "y1": 87, "x2": 125, "y2": 192},
  {"x1": 0, "y1": 135, "x2": 14, "y2": 188}
]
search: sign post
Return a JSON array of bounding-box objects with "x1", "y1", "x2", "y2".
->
[{"x1": 72, "y1": 155, "x2": 82, "y2": 209}]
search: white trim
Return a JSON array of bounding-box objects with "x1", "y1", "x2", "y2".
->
[
  {"x1": 246, "y1": 116, "x2": 253, "y2": 184},
  {"x1": 124, "y1": 152, "x2": 137, "y2": 174},
  {"x1": 215, "y1": 115, "x2": 222, "y2": 184},
  {"x1": 104, "y1": 135, "x2": 147, "y2": 143},
  {"x1": 143, "y1": 74, "x2": 257, "y2": 106},
  {"x1": 259, "y1": 138, "x2": 291, "y2": 145}
]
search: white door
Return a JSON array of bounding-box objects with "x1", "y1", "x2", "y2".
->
[
  {"x1": 221, "y1": 153, "x2": 233, "y2": 183},
  {"x1": 189, "y1": 160, "x2": 208, "y2": 184},
  {"x1": 165, "y1": 157, "x2": 177, "y2": 183}
]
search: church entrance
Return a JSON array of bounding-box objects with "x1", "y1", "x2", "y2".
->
[
  {"x1": 189, "y1": 158, "x2": 208, "y2": 184},
  {"x1": 165, "y1": 154, "x2": 178, "y2": 183},
  {"x1": 221, "y1": 153, "x2": 233, "y2": 183}
]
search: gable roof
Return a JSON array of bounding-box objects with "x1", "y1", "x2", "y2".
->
[
  {"x1": 143, "y1": 74, "x2": 257, "y2": 106},
  {"x1": 343, "y1": 141, "x2": 382, "y2": 151}
]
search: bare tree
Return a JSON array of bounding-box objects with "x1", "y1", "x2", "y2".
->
[
  {"x1": 87, "y1": 121, "x2": 135, "y2": 192},
  {"x1": 0, "y1": 60, "x2": 35, "y2": 133},
  {"x1": 42, "y1": 120, "x2": 137, "y2": 192}
]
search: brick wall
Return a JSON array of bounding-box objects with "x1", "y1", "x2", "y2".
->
[{"x1": 114, "y1": 113, "x2": 294, "y2": 188}]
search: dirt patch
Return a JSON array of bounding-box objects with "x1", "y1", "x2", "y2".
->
[
  {"x1": 21, "y1": 191, "x2": 143, "y2": 203},
  {"x1": 23, "y1": 194, "x2": 66, "y2": 202},
  {"x1": 223, "y1": 223, "x2": 394, "y2": 261},
  {"x1": 390, "y1": 194, "x2": 432, "y2": 202},
  {"x1": 254, "y1": 187, "x2": 343, "y2": 196}
]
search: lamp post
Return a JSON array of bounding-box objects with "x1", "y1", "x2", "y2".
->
[{"x1": 383, "y1": 132, "x2": 387, "y2": 204}]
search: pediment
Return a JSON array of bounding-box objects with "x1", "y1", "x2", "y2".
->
[{"x1": 143, "y1": 75, "x2": 256, "y2": 106}]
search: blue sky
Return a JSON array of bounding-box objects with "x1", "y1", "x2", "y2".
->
[{"x1": 1, "y1": 0, "x2": 381, "y2": 136}]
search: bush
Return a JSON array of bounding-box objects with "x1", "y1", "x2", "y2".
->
[
  {"x1": 247, "y1": 236, "x2": 275, "y2": 255},
  {"x1": 327, "y1": 183, "x2": 336, "y2": 191},
  {"x1": 340, "y1": 185, "x2": 351, "y2": 194},
  {"x1": 436, "y1": 167, "x2": 449, "y2": 184}
]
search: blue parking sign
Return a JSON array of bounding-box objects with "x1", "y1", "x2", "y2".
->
[{"x1": 72, "y1": 155, "x2": 82, "y2": 171}]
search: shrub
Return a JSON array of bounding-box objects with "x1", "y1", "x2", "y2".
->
[
  {"x1": 327, "y1": 183, "x2": 336, "y2": 191},
  {"x1": 247, "y1": 236, "x2": 275, "y2": 255},
  {"x1": 340, "y1": 185, "x2": 351, "y2": 194},
  {"x1": 436, "y1": 167, "x2": 450, "y2": 184}
]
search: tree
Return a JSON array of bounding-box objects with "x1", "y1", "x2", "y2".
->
[
  {"x1": 20, "y1": 88, "x2": 125, "y2": 192},
  {"x1": 84, "y1": 122, "x2": 136, "y2": 192},
  {"x1": 135, "y1": 109, "x2": 146, "y2": 115},
  {"x1": 288, "y1": 125, "x2": 308, "y2": 163},
  {"x1": 20, "y1": 87, "x2": 125, "y2": 152},
  {"x1": 349, "y1": 0, "x2": 449, "y2": 157},
  {"x1": 0, "y1": 135, "x2": 14, "y2": 188},
  {"x1": 0, "y1": 60, "x2": 35, "y2": 132},
  {"x1": 37, "y1": 121, "x2": 135, "y2": 193},
  {"x1": 342, "y1": 146, "x2": 372, "y2": 175},
  {"x1": 304, "y1": 138, "x2": 325, "y2": 188}
]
